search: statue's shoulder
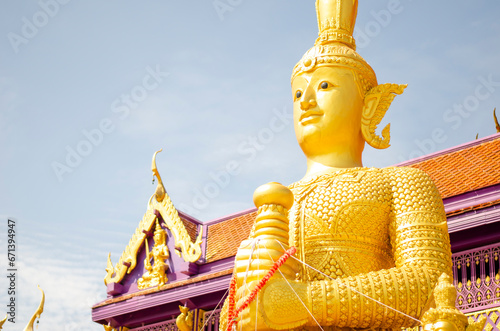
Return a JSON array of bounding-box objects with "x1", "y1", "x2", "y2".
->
[
  {"x1": 343, "y1": 166, "x2": 430, "y2": 182},
  {"x1": 289, "y1": 167, "x2": 435, "y2": 191},
  {"x1": 379, "y1": 166, "x2": 434, "y2": 182},
  {"x1": 345, "y1": 167, "x2": 431, "y2": 186},
  {"x1": 379, "y1": 166, "x2": 441, "y2": 203}
]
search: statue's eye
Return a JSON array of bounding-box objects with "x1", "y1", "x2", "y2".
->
[
  {"x1": 320, "y1": 82, "x2": 329, "y2": 89},
  {"x1": 296, "y1": 90, "x2": 302, "y2": 99}
]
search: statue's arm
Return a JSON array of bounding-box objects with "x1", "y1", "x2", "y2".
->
[
  {"x1": 260, "y1": 168, "x2": 452, "y2": 330},
  {"x1": 162, "y1": 246, "x2": 170, "y2": 259}
]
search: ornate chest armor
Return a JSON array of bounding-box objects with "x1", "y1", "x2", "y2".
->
[{"x1": 290, "y1": 168, "x2": 395, "y2": 281}]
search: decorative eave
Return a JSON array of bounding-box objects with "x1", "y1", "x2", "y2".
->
[
  {"x1": 104, "y1": 150, "x2": 203, "y2": 286},
  {"x1": 93, "y1": 271, "x2": 232, "y2": 328},
  {"x1": 104, "y1": 208, "x2": 157, "y2": 285}
]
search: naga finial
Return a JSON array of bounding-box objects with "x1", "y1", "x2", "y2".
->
[
  {"x1": 104, "y1": 252, "x2": 115, "y2": 286},
  {"x1": 0, "y1": 314, "x2": 7, "y2": 330},
  {"x1": 152, "y1": 149, "x2": 166, "y2": 202},
  {"x1": 494, "y1": 108, "x2": 499, "y2": 133},
  {"x1": 23, "y1": 285, "x2": 44, "y2": 331}
]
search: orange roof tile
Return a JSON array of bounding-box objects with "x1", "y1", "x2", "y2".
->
[
  {"x1": 205, "y1": 211, "x2": 257, "y2": 262},
  {"x1": 404, "y1": 136, "x2": 500, "y2": 199},
  {"x1": 180, "y1": 216, "x2": 199, "y2": 242}
]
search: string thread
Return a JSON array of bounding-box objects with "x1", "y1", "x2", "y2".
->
[
  {"x1": 275, "y1": 239, "x2": 422, "y2": 324},
  {"x1": 262, "y1": 242, "x2": 325, "y2": 331}
]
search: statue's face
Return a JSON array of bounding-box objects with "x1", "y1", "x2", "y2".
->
[
  {"x1": 292, "y1": 66, "x2": 365, "y2": 158},
  {"x1": 154, "y1": 232, "x2": 164, "y2": 244}
]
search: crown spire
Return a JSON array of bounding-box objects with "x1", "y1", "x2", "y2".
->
[
  {"x1": 292, "y1": 0, "x2": 377, "y2": 93},
  {"x1": 315, "y1": 0, "x2": 358, "y2": 49}
]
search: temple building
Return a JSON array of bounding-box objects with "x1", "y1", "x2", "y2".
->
[{"x1": 92, "y1": 133, "x2": 500, "y2": 331}]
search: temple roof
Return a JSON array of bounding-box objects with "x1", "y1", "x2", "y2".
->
[
  {"x1": 396, "y1": 133, "x2": 500, "y2": 199},
  {"x1": 93, "y1": 133, "x2": 500, "y2": 325}
]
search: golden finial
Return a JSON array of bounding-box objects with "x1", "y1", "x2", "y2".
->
[
  {"x1": 0, "y1": 314, "x2": 7, "y2": 330},
  {"x1": 494, "y1": 108, "x2": 499, "y2": 132},
  {"x1": 104, "y1": 252, "x2": 114, "y2": 286},
  {"x1": 152, "y1": 149, "x2": 166, "y2": 202},
  {"x1": 23, "y1": 285, "x2": 44, "y2": 331}
]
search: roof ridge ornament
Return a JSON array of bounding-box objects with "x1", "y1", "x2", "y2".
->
[
  {"x1": 23, "y1": 285, "x2": 44, "y2": 331},
  {"x1": 104, "y1": 150, "x2": 203, "y2": 287},
  {"x1": 494, "y1": 108, "x2": 499, "y2": 133},
  {"x1": 152, "y1": 149, "x2": 166, "y2": 202}
]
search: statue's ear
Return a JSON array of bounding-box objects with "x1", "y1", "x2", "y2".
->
[{"x1": 361, "y1": 83, "x2": 407, "y2": 149}]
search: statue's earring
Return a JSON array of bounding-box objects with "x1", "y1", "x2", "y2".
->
[{"x1": 361, "y1": 83, "x2": 407, "y2": 149}]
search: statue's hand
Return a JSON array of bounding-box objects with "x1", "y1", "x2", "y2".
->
[
  {"x1": 144, "y1": 258, "x2": 152, "y2": 271},
  {"x1": 236, "y1": 278, "x2": 309, "y2": 330},
  {"x1": 234, "y1": 239, "x2": 298, "y2": 288},
  {"x1": 235, "y1": 280, "x2": 270, "y2": 330}
]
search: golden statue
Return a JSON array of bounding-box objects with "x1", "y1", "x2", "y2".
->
[
  {"x1": 137, "y1": 220, "x2": 170, "y2": 289},
  {"x1": 219, "y1": 1, "x2": 472, "y2": 330}
]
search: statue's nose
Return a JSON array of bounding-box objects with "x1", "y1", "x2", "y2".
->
[{"x1": 300, "y1": 99, "x2": 317, "y2": 110}]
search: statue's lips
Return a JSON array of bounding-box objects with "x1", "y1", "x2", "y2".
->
[{"x1": 300, "y1": 111, "x2": 323, "y2": 124}]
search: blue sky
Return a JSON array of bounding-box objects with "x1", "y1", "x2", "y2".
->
[{"x1": 0, "y1": 1, "x2": 499, "y2": 330}]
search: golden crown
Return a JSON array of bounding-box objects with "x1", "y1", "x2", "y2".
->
[
  {"x1": 154, "y1": 219, "x2": 163, "y2": 235},
  {"x1": 292, "y1": 0, "x2": 377, "y2": 93},
  {"x1": 316, "y1": 0, "x2": 358, "y2": 49}
]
